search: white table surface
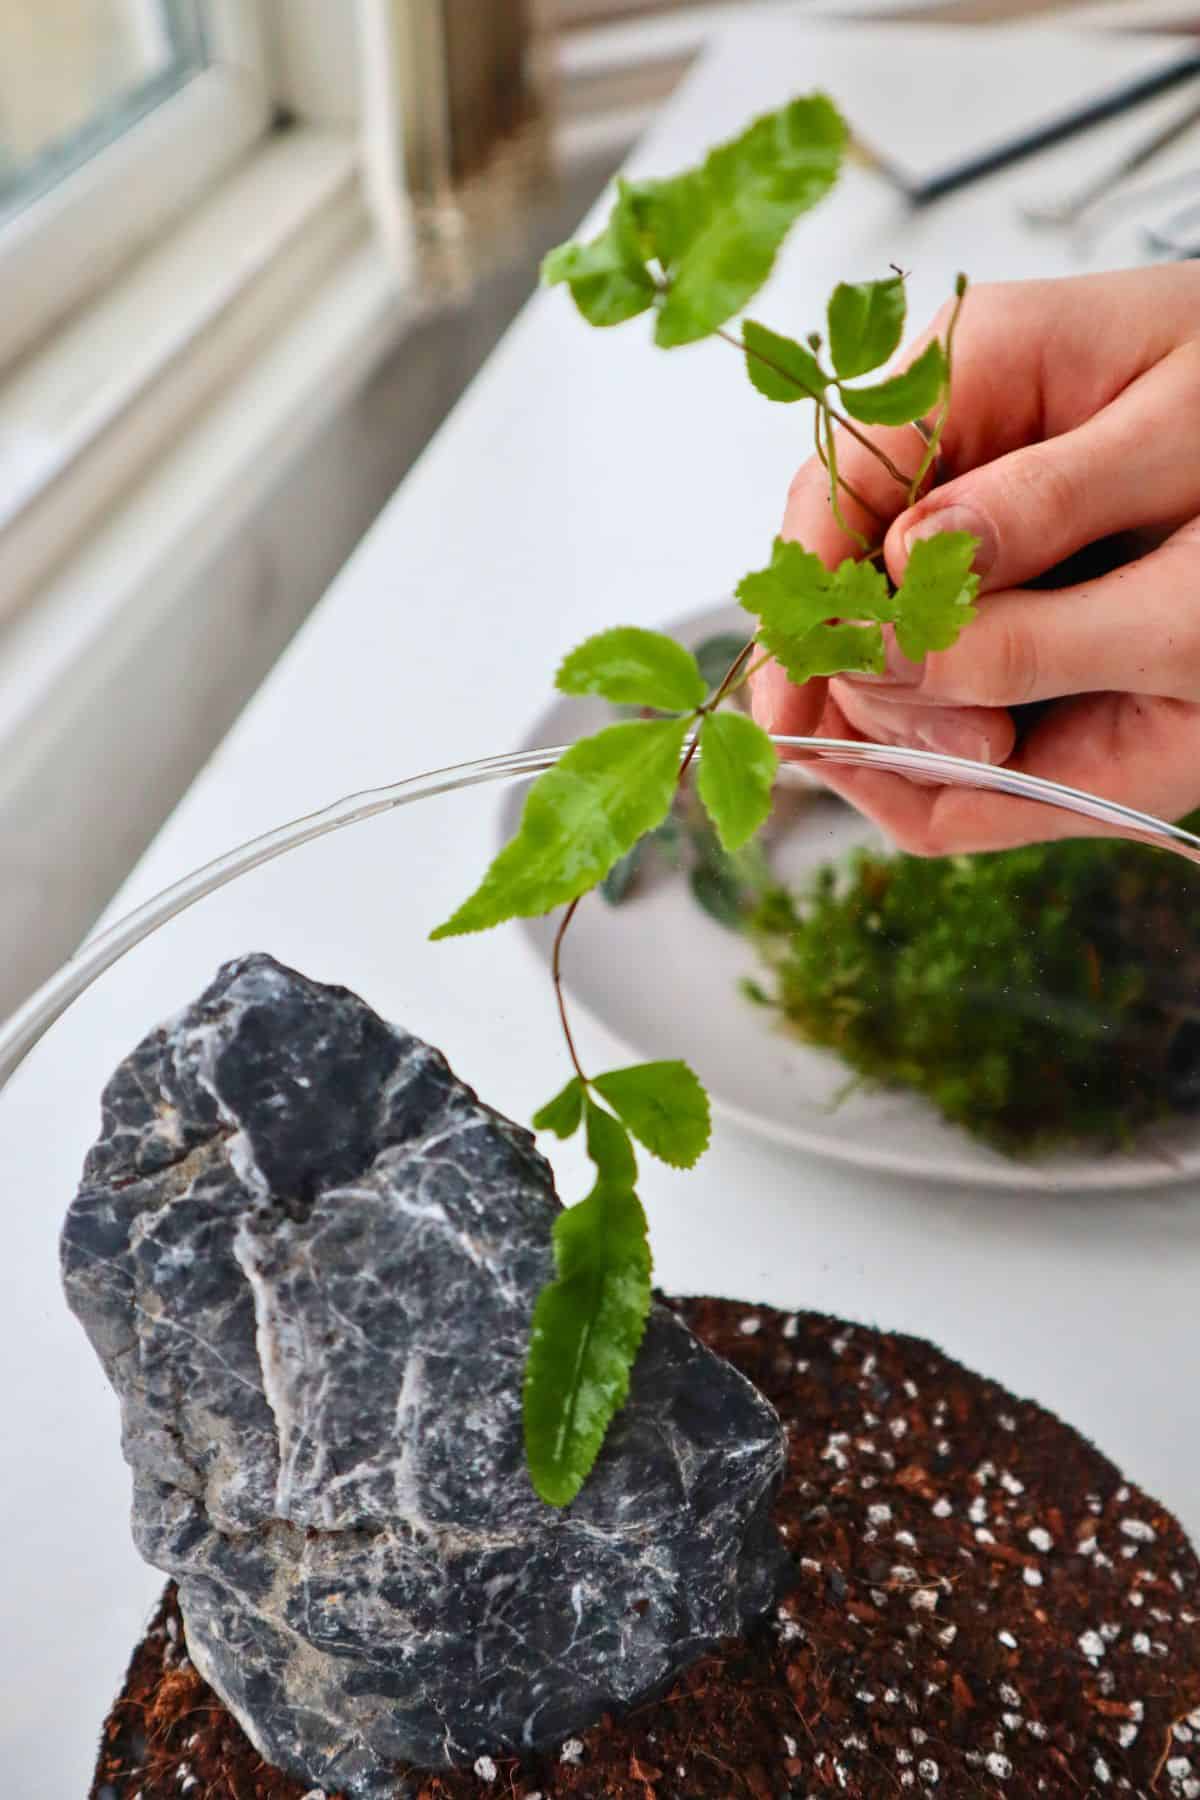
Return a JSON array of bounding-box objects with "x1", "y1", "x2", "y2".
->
[{"x1": 5, "y1": 12, "x2": 1200, "y2": 1795}]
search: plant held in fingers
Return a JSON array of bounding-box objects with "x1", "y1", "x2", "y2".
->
[{"x1": 432, "y1": 94, "x2": 981, "y2": 1506}]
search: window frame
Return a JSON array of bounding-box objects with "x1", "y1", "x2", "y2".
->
[
  {"x1": 0, "y1": 0, "x2": 274, "y2": 375},
  {"x1": 0, "y1": 0, "x2": 391, "y2": 622}
]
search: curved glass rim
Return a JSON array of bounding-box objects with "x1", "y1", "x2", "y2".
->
[{"x1": 3, "y1": 735, "x2": 1199, "y2": 1091}]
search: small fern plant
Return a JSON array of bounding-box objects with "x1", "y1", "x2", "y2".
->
[{"x1": 431, "y1": 93, "x2": 980, "y2": 1506}]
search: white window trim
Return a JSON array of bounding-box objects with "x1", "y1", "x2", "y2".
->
[
  {"x1": 0, "y1": 3, "x2": 418, "y2": 1012},
  {"x1": 0, "y1": 2, "x2": 275, "y2": 375},
  {"x1": 258, "y1": 0, "x2": 364, "y2": 127},
  {"x1": 0, "y1": 0, "x2": 421, "y2": 619},
  {"x1": 0, "y1": 129, "x2": 378, "y2": 618}
]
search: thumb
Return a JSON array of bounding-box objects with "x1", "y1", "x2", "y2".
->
[
  {"x1": 750, "y1": 659, "x2": 826, "y2": 738},
  {"x1": 884, "y1": 345, "x2": 1195, "y2": 593}
]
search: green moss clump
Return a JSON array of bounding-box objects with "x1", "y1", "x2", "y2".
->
[{"x1": 749, "y1": 819, "x2": 1200, "y2": 1154}]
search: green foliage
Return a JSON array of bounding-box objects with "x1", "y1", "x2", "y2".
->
[
  {"x1": 557, "y1": 627, "x2": 707, "y2": 712},
  {"x1": 524, "y1": 1090, "x2": 652, "y2": 1505},
  {"x1": 827, "y1": 275, "x2": 906, "y2": 380},
  {"x1": 892, "y1": 531, "x2": 980, "y2": 659},
  {"x1": 464, "y1": 92, "x2": 984, "y2": 1506},
  {"x1": 737, "y1": 533, "x2": 981, "y2": 681},
  {"x1": 532, "y1": 1076, "x2": 585, "y2": 1138},
  {"x1": 839, "y1": 339, "x2": 947, "y2": 426},
  {"x1": 432, "y1": 717, "x2": 688, "y2": 938},
  {"x1": 525, "y1": 1050, "x2": 709, "y2": 1506},
  {"x1": 541, "y1": 180, "x2": 656, "y2": 328},
  {"x1": 748, "y1": 823, "x2": 1200, "y2": 1152},
  {"x1": 635, "y1": 96, "x2": 846, "y2": 347},
  {"x1": 742, "y1": 319, "x2": 825, "y2": 402},
  {"x1": 543, "y1": 96, "x2": 846, "y2": 349},
  {"x1": 523, "y1": 1177, "x2": 652, "y2": 1506},
  {"x1": 737, "y1": 539, "x2": 894, "y2": 682},
  {"x1": 697, "y1": 711, "x2": 777, "y2": 851},
  {"x1": 585, "y1": 1093, "x2": 638, "y2": 1184},
  {"x1": 592, "y1": 1060, "x2": 711, "y2": 1169},
  {"x1": 599, "y1": 780, "x2": 774, "y2": 928}
]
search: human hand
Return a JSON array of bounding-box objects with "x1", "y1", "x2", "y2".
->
[{"x1": 750, "y1": 266, "x2": 1200, "y2": 851}]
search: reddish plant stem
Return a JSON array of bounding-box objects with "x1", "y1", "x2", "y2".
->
[
  {"x1": 814, "y1": 405, "x2": 888, "y2": 527},
  {"x1": 676, "y1": 732, "x2": 703, "y2": 786},
  {"x1": 552, "y1": 896, "x2": 587, "y2": 1084},
  {"x1": 550, "y1": 635, "x2": 758, "y2": 1077},
  {"x1": 715, "y1": 327, "x2": 916, "y2": 490}
]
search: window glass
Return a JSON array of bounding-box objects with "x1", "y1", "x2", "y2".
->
[{"x1": 0, "y1": 0, "x2": 208, "y2": 225}]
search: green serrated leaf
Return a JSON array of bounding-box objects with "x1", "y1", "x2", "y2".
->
[
  {"x1": 623, "y1": 95, "x2": 846, "y2": 348},
  {"x1": 827, "y1": 276, "x2": 906, "y2": 380},
  {"x1": 523, "y1": 1180, "x2": 652, "y2": 1507},
  {"x1": 697, "y1": 711, "x2": 777, "y2": 852},
  {"x1": 585, "y1": 1095, "x2": 638, "y2": 1185},
  {"x1": 541, "y1": 180, "x2": 656, "y2": 328},
  {"x1": 557, "y1": 627, "x2": 706, "y2": 712},
  {"x1": 840, "y1": 339, "x2": 946, "y2": 426},
  {"x1": 592, "y1": 1060, "x2": 711, "y2": 1169},
  {"x1": 432, "y1": 717, "x2": 688, "y2": 938},
  {"x1": 737, "y1": 538, "x2": 894, "y2": 684},
  {"x1": 742, "y1": 319, "x2": 825, "y2": 403},
  {"x1": 780, "y1": 621, "x2": 890, "y2": 679},
  {"x1": 692, "y1": 632, "x2": 751, "y2": 695},
  {"x1": 532, "y1": 1077, "x2": 585, "y2": 1138},
  {"x1": 893, "y1": 530, "x2": 981, "y2": 660}
]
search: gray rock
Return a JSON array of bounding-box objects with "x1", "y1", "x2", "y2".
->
[{"x1": 62, "y1": 954, "x2": 788, "y2": 1792}]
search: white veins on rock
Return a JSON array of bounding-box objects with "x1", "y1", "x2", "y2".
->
[{"x1": 62, "y1": 954, "x2": 788, "y2": 1795}]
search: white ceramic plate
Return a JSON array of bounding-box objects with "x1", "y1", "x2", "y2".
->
[{"x1": 515, "y1": 602, "x2": 1200, "y2": 1193}]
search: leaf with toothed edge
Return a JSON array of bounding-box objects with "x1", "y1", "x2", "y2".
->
[
  {"x1": 742, "y1": 320, "x2": 826, "y2": 403},
  {"x1": 431, "y1": 717, "x2": 688, "y2": 939},
  {"x1": 541, "y1": 179, "x2": 656, "y2": 328},
  {"x1": 585, "y1": 1095, "x2": 638, "y2": 1185},
  {"x1": 737, "y1": 538, "x2": 894, "y2": 685},
  {"x1": 827, "y1": 275, "x2": 907, "y2": 380},
  {"x1": 523, "y1": 1176, "x2": 653, "y2": 1508},
  {"x1": 892, "y1": 531, "x2": 981, "y2": 659},
  {"x1": 557, "y1": 627, "x2": 707, "y2": 713},
  {"x1": 592, "y1": 1061, "x2": 711, "y2": 1169},
  {"x1": 697, "y1": 711, "x2": 778, "y2": 853},
  {"x1": 839, "y1": 339, "x2": 946, "y2": 427},
  {"x1": 542, "y1": 96, "x2": 848, "y2": 349},
  {"x1": 532, "y1": 1077, "x2": 585, "y2": 1139}
]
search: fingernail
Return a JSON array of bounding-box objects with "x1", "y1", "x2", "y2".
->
[
  {"x1": 903, "y1": 503, "x2": 996, "y2": 576},
  {"x1": 839, "y1": 692, "x2": 996, "y2": 765},
  {"x1": 912, "y1": 715, "x2": 995, "y2": 764}
]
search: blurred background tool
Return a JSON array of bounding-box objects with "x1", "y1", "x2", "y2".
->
[
  {"x1": 854, "y1": 45, "x2": 1200, "y2": 203},
  {"x1": 1021, "y1": 86, "x2": 1200, "y2": 226}
]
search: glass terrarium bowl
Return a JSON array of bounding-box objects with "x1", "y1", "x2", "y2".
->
[
  {"x1": 2, "y1": 737, "x2": 1200, "y2": 1797},
  {"x1": 5, "y1": 736, "x2": 1200, "y2": 1190}
]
